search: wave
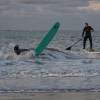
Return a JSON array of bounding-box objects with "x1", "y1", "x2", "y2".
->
[{"x1": 1, "y1": 44, "x2": 100, "y2": 61}]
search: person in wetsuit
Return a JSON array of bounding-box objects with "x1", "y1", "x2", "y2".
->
[
  {"x1": 14, "y1": 45, "x2": 30, "y2": 55},
  {"x1": 82, "y1": 23, "x2": 94, "y2": 50}
]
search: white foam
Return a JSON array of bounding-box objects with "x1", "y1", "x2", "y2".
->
[{"x1": 0, "y1": 47, "x2": 100, "y2": 62}]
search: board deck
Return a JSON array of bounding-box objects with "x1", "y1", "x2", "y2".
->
[
  {"x1": 81, "y1": 49, "x2": 100, "y2": 54},
  {"x1": 35, "y1": 22, "x2": 60, "y2": 56}
]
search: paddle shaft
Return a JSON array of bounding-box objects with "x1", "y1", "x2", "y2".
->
[
  {"x1": 66, "y1": 39, "x2": 82, "y2": 50},
  {"x1": 70, "y1": 39, "x2": 82, "y2": 47}
]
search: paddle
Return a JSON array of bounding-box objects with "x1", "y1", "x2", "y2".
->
[{"x1": 66, "y1": 39, "x2": 82, "y2": 50}]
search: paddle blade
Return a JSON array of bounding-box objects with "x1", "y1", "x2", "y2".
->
[{"x1": 66, "y1": 47, "x2": 72, "y2": 50}]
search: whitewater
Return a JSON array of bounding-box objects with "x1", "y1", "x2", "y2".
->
[{"x1": 0, "y1": 30, "x2": 100, "y2": 92}]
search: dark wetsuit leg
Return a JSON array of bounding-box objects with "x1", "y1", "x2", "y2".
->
[
  {"x1": 83, "y1": 36, "x2": 88, "y2": 49},
  {"x1": 88, "y1": 36, "x2": 92, "y2": 49},
  {"x1": 83, "y1": 35, "x2": 92, "y2": 49}
]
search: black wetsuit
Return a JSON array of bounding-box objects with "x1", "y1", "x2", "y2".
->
[
  {"x1": 14, "y1": 45, "x2": 29, "y2": 55},
  {"x1": 82, "y1": 26, "x2": 94, "y2": 49}
]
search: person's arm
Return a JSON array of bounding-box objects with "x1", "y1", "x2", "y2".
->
[
  {"x1": 91, "y1": 27, "x2": 94, "y2": 32},
  {"x1": 82, "y1": 27, "x2": 85, "y2": 38},
  {"x1": 20, "y1": 49, "x2": 30, "y2": 52}
]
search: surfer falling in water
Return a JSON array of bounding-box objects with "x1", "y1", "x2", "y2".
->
[
  {"x1": 82, "y1": 22, "x2": 94, "y2": 50},
  {"x1": 14, "y1": 45, "x2": 30, "y2": 55}
]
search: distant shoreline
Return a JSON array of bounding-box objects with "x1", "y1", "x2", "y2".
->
[{"x1": 0, "y1": 92, "x2": 100, "y2": 100}]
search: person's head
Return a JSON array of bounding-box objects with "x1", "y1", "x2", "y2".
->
[
  {"x1": 14, "y1": 45, "x2": 20, "y2": 55},
  {"x1": 85, "y1": 22, "x2": 88, "y2": 27},
  {"x1": 14, "y1": 45, "x2": 19, "y2": 50}
]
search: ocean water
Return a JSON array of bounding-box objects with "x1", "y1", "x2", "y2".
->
[{"x1": 0, "y1": 30, "x2": 100, "y2": 92}]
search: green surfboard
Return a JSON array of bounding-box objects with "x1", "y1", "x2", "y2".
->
[{"x1": 35, "y1": 22, "x2": 60, "y2": 56}]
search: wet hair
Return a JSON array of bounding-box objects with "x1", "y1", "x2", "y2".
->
[
  {"x1": 85, "y1": 22, "x2": 88, "y2": 26},
  {"x1": 14, "y1": 45, "x2": 19, "y2": 50},
  {"x1": 14, "y1": 45, "x2": 20, "y2": 55}
]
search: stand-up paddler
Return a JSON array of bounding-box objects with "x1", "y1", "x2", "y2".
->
[{"x1": 82, "y1": 22, "x2": 94, "y2": 50}]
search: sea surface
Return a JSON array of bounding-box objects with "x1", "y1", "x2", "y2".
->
[{"x1": 0, "y1": 30, "x2": 100, "y2": 92}]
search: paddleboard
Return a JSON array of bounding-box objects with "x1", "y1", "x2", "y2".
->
[
  {"x1": 82, "y1": 48, "x2": 97, "y2": 53},
  {"x1": 85, "y1": 50, "x2": 100, "y2": 54},
  {"x1": 35, "y1": 22, "x2": 60, "y2": 56}
]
